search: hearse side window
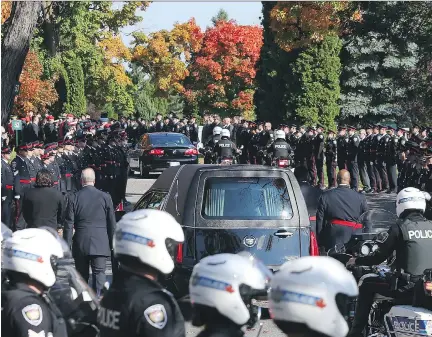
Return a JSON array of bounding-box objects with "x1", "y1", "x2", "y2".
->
[
  {"x1": 135, "y1": 191, "x2": 167, "y2": 210},
  {"x1": 202, "y1": 177, "x2": 293, "y2": 220}
]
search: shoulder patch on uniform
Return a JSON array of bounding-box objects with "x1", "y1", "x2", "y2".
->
[
  {"x1": 345, "y1": 138, "x2": 349, "y2": 143},
  {"x1": 394, "y1": 138, "x2": 398, "y2": 143},
  {"x1": 353, "y1": 137, "x2": 358, "y2": 142},
  {"x1": 22, "y1": 304, "x2": 43, "y2": 326},
  {"x1": 333, "y1": 140, "x2": 337, "y2": 145},
  {"x1": 11, "y1": 161, "x2": 17, "y2": 170},
  {"x1": 144, "y1": 304, "x2": 167, "y2": 329},
  {"x1": 319, "y1": 135, "x2": 323, "y2": 139}
]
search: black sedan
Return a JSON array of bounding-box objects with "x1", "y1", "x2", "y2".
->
[
  {"x1": 132, "y1": 164, "x2": 316, "y2": 298},
  {"x1": 128, "y1": 132, "x2": 199, "y2": 178}
]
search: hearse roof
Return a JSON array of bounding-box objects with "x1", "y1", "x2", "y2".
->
[{"x1": 151, "y1": 164, "x2": 296, "y2": 191}]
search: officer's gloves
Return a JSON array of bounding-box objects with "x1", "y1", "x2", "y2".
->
[{"x1": 14, "y1": 195, "x2": 20, "y2": 200}]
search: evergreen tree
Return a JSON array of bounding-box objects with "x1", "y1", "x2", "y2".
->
[
  {"x1": 63, "y1": 52, "x2": 86, "y2": 115},
  {"x1": 293, "y1": 34, "x2": 342, "y2": 129},
  {"x1": 211, "y1": 8, "x2": 229, "y2": 26},
  {"x1": 254, "y1": 2, "x2": 294, "y2": 125}
]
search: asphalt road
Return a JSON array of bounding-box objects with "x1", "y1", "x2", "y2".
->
[{"x1": 120, "y1": 173, "x2": 397, "y2": 337}]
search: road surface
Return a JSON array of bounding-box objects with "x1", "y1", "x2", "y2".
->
[{"x1": 120, "y1": 174, "x2": 396, "y2": 336}]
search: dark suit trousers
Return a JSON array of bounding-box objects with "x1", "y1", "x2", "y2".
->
[
  {"x1": 366, "y1": 160, "x2": 377, "y2": 190},
  {"x1": 348, "y1": 161, "x2": 359, "y2": 190},
  {"x1": 358, "y1": 160, "x2": 371, "y2": 190},
  {"x1": 315, "y1": 157, "x2": 324, "y2": 186},
  {"x1": 1, "y1": 198, "x2": 12, "y2": 228},
  {"x1": 376, "y1": 159, "x2": 389, "y2": 190},
  {"x1": 74, "y1": 254, "x2": 107, "y2": 296},
  {"x1": 386, "y1": 162, "x2": 397, "y2": 190}
]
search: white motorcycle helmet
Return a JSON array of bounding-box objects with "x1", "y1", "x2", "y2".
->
[
  {"x1": 396, "y1": 187, "x2": 429, "y2": 217},
  {"x1": 221, "y1": 129, "x2": 230, "y2": 138},
  {"x1": 189, "y1": 253, "x2": 270, "y2": 328},
  {"x1": 275, "y1": 130, "x2": 286, "y2": 140},
  {"x1": 269, "y1": 256, "x2": 358, "y2": 337},
  {"x1": 213, "y1": 126, "x2": 222, "y2": 136},
  {"x1": 2, "y1": 228, "x2": 65, "y2": 288},
  {"x1": 114, "y1": 209, "x2": 184, "y2": 275}
]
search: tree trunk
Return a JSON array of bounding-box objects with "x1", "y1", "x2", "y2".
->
[{"x1": 1, "y1": 1, "x2": 41, "y2": 126}]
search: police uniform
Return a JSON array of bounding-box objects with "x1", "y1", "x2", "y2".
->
[
  {"x1": 1, "y1": 149, "x2": 19, "y2": 228},
  {"x1": 266, "y1": 138, "x2": 291, "y2": 161},
  {"x1": 385, "y1": 130, "x2": 399, "y2": 193},
  {"x1": 98, "y1": 269, "x2": 185, "y2": 337},
  {"x1": 324, "y1": 132, "x2": 337, "y2": 188},
  {"x1": 213, "y1": 138, "x2": 237, "y2": 160},
  {"x1": 336, "y1": 130, "x2": 348, "y2": 171},
  {"x1": 358, "y1": 135, "x2": 371, "y2": 192},
  {"x1": 376, "y1": 130, "x2": 390, "y2": 191},
  {"x1": 347, "y1": 129, "x2": 360, "y2": 190},
  {"x1": 316, "y1": 185, "x2": 369, "y2": 251},
  {"x1": 1, "y1": 282, "x2": 68, "y2": 337},
  {"x1": 371, "y1": 131, "x2": 383, "y2": 191},
  {"x1": 314, "y1": 131, "x2": 325, "y2": 187},
  {"x1": 188, "y1": 122, "x2": 199, "y2": 144},
  {"x1": 350, "y1": 212, "x2": 432, "y2": 336},
  {"x1": 364, "y1": 131, "x2": 377, "y2": 192}
]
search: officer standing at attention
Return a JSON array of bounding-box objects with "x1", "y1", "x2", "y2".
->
[
  {"x1": 63, "y1": 168, "x2": 116, "y2": 297},
  {"x1": 1, "y1": 228, "x2": 68, "y2": 337},
  {"x1": 316, "y1": 170, "x2": 369, "y2": 252},
  {"x1": 336, "y1": 126, "x2": 348, "y2": 171},
  {"x1": 189, "y1": 253, "x2": 269, "y2": 337},
  {"x1": 269, "y1": 256, "x2": 358, "y2": 337},
  {"x1": 376, "y1": 125, "x2": 390, "y2": 192},
  {"x1": 314, "y1": 125, "x2": 325, "y2": 188},
  {"x1": 11, "y1": 144, "x2": 33, "y2": 221},
  {"x1": 325, "y1": 128, "x2": 338, "y2": 189},
  {"x1": 98, "y1": 209, "x2": 185, "y2": 337},
  {"x1": 358, "y1": 129, "x2": 371, "y2": 193},
  {"x1": 213, "y1": 129, "x2": 238, "y2": 161},
  {"x1": 347, "y1": 126, "x2": 360, "y2": 191},
  {"x1": 370, "y1": 125, "x2": 382, "y2": 192},
  {"x1": 385, "y1": 126, "x2": 398, "y2": 194},
  {"x1": 346, "y1": 188, "x2": 432, "y2": 337},
  {"x1": 1, "y1": 146, "x2": 19, "y2": 228}
]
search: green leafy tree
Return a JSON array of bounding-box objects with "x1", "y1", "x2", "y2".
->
[
  {"x1": 292, "y1": 34, "x2": 342, "y2": 128},
  {"x1": 63, "y1": 52, "x2": 86, "y2": 115}
]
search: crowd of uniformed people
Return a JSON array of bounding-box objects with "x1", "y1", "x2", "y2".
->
[{"x1": 2, "y1": 110, "x2": 432, "y2": 337}]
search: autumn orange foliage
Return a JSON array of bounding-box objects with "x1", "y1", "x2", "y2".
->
[
  {"x1": 99, "y1": 34, "x2": 132, "y2": 86},
  {"x1": 132, "y1": 18, "x2": 204, "y2": 93},
  {"x1": 14, "y1": 52, "x2": 59, "y2": 115},
  {"x1": 269, "y1": 1, "x2": 361, "y2": 51},
  {"x1": 185, "y1": 20, "x2": 263, "y2": 116},
  {"x1": 1, "y1": 1, "x2": 12, "y2": 24}
]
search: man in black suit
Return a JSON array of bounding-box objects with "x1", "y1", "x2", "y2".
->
[
  {"x1": 294, "y1": 166, "x2": 323, "y2": 233},
  {"x1": 63, "y1": 168, "x2": 116, "y2": 296},
  {"x1": 19, "y1": 169, "x2": 64, "y2": 231}
]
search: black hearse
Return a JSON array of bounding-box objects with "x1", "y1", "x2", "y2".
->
[{"x1": 133, "y1": 164, "x2": 317, "y2": 297}]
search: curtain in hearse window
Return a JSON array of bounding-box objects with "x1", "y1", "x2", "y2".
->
[{"x1": 202, "y1": 177, "x2": 293, "y2": 220}]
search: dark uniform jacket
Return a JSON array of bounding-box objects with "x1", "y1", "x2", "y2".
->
[
  {"x1": 21, "y1": 186, "x2": 64, "y2": 230},
  {"x1": 205, "y1": 135, "x2": 221, "y2": 148},
  {"x1": 314, "y1": 133, "x2": 325, "y2": 160},
  {"x1": 316, "y1": 185, "x2": 369, "y2": 250},
  {"x1": 266, "y1": 139, "x2": 291, "y2": 159},
  {"x1": 63, "y1": 185, "x2": 116, "y2": 256},
  {"x1": 11, "y1": 156, "x2": 32, "y2": 195},
  {"x1": 213, "y1": 139, "x2": 237, "y2": 158},
  {"x1": 1, "y1": 282, "x2": 67, "y2": 337},
  {"x1": 325, "y1": 138, "x2": 337, "y2": 162},
  {"x1": 347, "y1": 134, "x2": 360, "y2": 162},
  {"x1": 44, "y1": 123, "x2": 58, "y2": 143},
  {"x1": 1, "y1": 158, "x2": 18, "y2": 200},
  {"x1": 356, "y1": 213, "x2": 432, "y2": 276},
  {"x1": 98, "y1": 269, "x2": 185, "y2": 337}
]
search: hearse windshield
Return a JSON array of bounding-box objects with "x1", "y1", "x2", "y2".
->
[
  {"x1": 202, "y1": 177, "x2": 293, "y2": 220},
  {"x1": 150, "y1": 134, "x2": 191, "y2": 146}
]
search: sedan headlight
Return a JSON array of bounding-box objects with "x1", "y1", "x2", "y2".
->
[
  {"x1": 360, "y1": 244, "x2": 371, "y2": 256},
  {"x1": 372, "y1": 244, "x2": 379, "y2": 252}
]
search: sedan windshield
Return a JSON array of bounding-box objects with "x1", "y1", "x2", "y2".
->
[{"x1": 150, "y1": 134, "x2": 191, "y2": 146}]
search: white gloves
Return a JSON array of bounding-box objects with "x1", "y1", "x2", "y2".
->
[{"x1": 14, "y1": 195, "x2": 20, "y2": 200}]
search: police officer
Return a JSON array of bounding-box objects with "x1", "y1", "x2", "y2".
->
[
  {"x1": 314, "y1": 125, "x2": 325, "y2": 188},
  {"x1": 213, "y1": 129, "x2": 238, "y2": 162},
  {"x1": 188, "y1": 116, "x2": 199, "y2": 145},
  {"x1": 189, "y1": 253, "x2": 269, "y2": 337},
  {"x1": 385, "y1": 126, "x2": 399, "y2": 193},
  {"x1": 1, "y1": 228, "x2": 68, "y2": 337},
  {"x1": 266, "y1": 130, "x2": 292, "y2": 164},
  {"x1": 247, "y1": 122, "x2": 260, "y2": 164},
  {"x1": 1, "y1": 147, "x2": 19, "y2": 228},
  {"x1": 237, "y1": 121, "x2": 252, "y2": 164},
  {"x1": 336, "y1": 126, "x2": 348, "y2": 171},
  {"x1": 376, "y1": 125, "x2": 390, "y2": 192},
  {"x1": 346, "y1": 126, "x2": 360, "y2": 191},
  {"x1": 316, "y1": 170, "x2": 369, "y2": 252},
  {"x1": 347, "y1": 188, "x2": 432, "y2": 337},
  {"x1": 269, "y1": 256, "x2": 358, "y2": 337},
  {"x1": 358, "y1": 129, "x2": 371, "y2": 193},
  {"x1": 98, "y1": 209, "x2": 185, "y2": 337},
  {"x1": 325, "y1": 129, "x2": 338, "y2": 188},
  {"x1": 364, "y1": 125, "x2": 377, "y2": 193}
]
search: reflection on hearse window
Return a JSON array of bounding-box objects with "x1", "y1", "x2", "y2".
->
[
  {"x1": 202, "y1": 177, "x2": 293, "y2": 220},
  {"x1": 135, "y1": 191, "x2": 167, "y2": 210},
  {"x1": 151, "y1": 134, "x2": 191, "y2": 146}
]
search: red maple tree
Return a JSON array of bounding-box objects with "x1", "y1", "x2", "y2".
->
[{"x1": 184, "y1": 20, "x2": 263, "y2": 117}]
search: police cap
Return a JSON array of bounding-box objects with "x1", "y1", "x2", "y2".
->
[
  {"x1": 1, "y1": 146, "x2": 11, "y2": 154},
  {"x1": 337, "y1": 125, "x2": 347, "y2": 131}
]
